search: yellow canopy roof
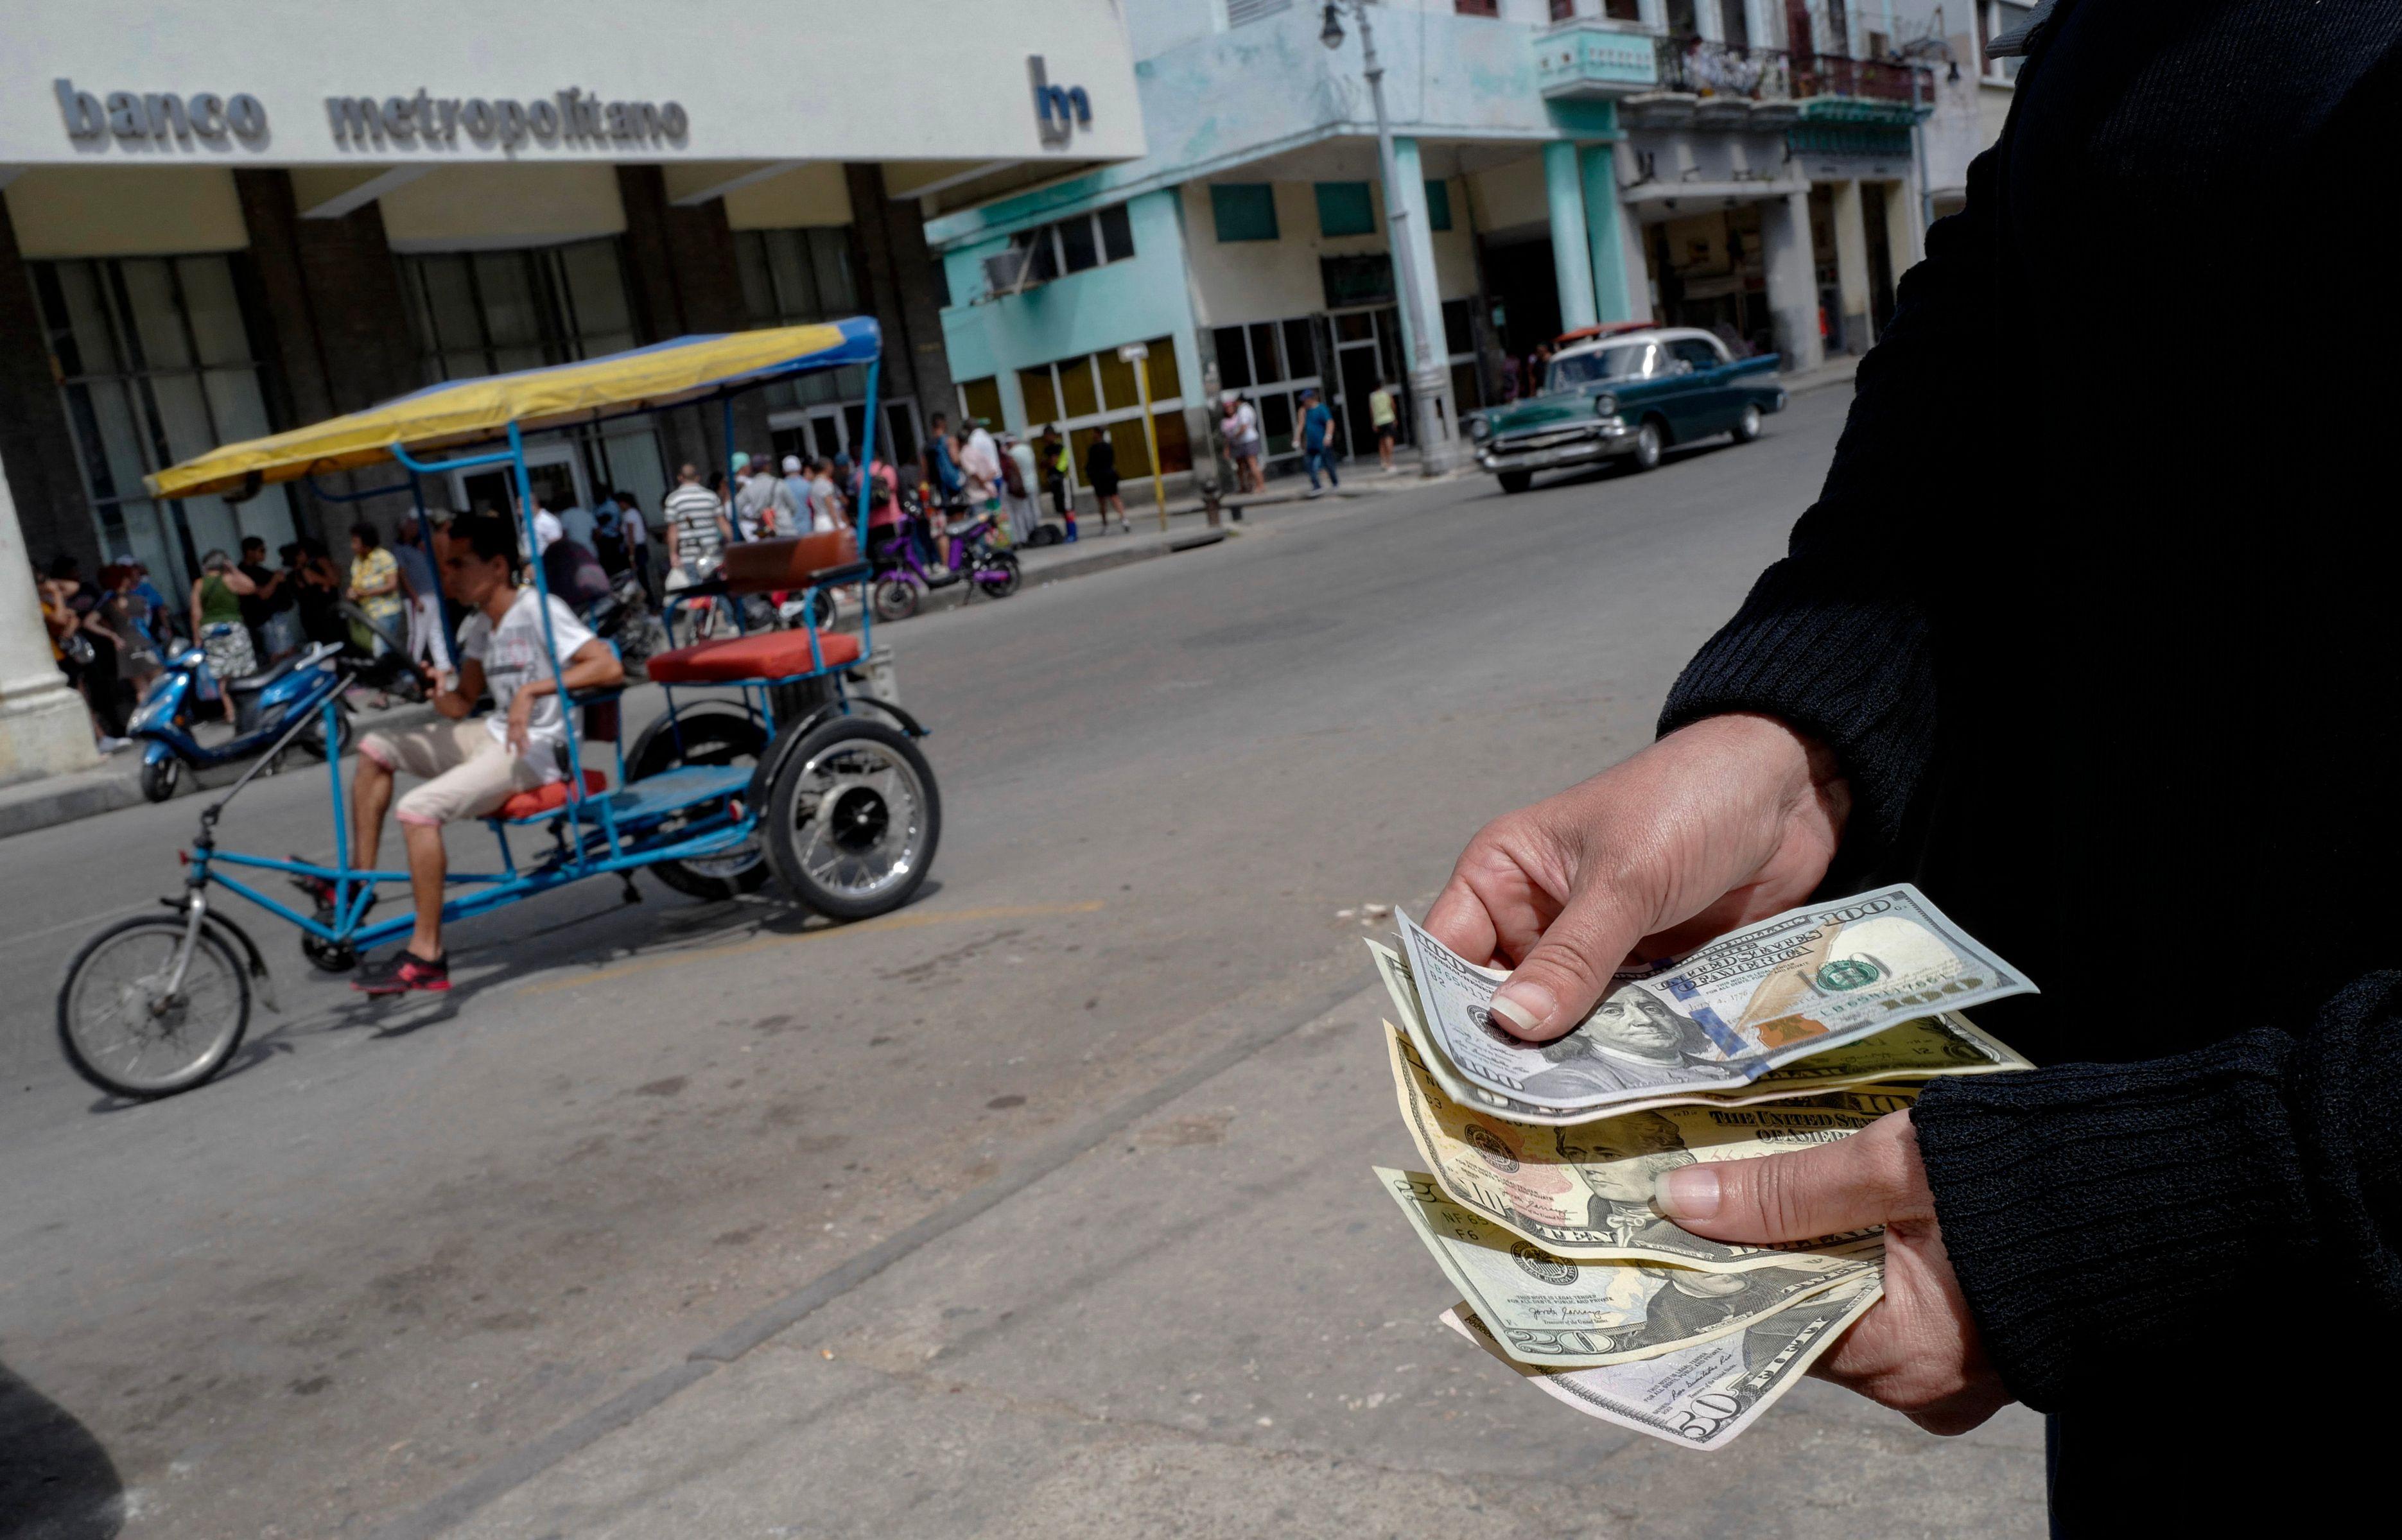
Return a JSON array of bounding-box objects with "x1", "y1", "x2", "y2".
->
[{"x1": 146, "y1": 319, "x2": 880, "y2": 501}]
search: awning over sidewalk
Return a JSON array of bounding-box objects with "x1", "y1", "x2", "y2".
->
[{"x1": 146, "y1": 318, "x2": 882, "y2": 501}]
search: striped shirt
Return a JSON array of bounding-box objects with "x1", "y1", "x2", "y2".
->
[{"x1": 663, "y1": 483, "x2": 726, "y2": 567}]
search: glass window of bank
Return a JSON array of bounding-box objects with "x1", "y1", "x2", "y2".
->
[
  {"x1": 1000, "y1": 334, "x2": 1190, "y2": 490},
  {"x1": 736, "y1": 225, "x2": 922, "y2": 469},
  {"x1": 398, "y1": 237, "x2": 666, "y2": 517},
  {"x1": 33, "y1": 252, "x2": 298, "y2": 589}
]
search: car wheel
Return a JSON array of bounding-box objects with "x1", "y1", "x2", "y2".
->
[
  {"x1": 1731, "y1": 403, "x2": 1763, "y2": 444},
  {"x1": 1628, "y1": 419, "x2": 1664, "y2": 472},
  {"x1": 1497, "y1": 470, "x2": 1533, "y2": 495}
]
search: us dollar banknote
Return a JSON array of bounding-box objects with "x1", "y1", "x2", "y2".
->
[
  {"x1": 1439, "y1": 1278, "x2": 1882, "y2": 1451},
  {"x1": 1383, "y1": 1021, "x2": 1894, "y2": 1270},
  {"x1": 1395, "y1": 885, "x2": 2034, "y2": 1118},
  {"x1": 1378, "y1": 1168, "x2": 1867, "y2": 1366},
  {"x1": 1369, "y1": 937, "x2": 2030, "y2": 1127}
]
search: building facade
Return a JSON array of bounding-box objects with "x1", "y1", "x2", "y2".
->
[
  {"x1": 930, "y1": 0, "x2": 1936, "y2": 496},
  {"x1": 0, "y1": 0, "x2": 1145, "y2": 591}
]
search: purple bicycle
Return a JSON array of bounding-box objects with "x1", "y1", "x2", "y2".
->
[{"x1": 869, "y1": 494, "x2": 1022, "y2": 621}]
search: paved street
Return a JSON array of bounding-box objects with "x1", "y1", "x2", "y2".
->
[{"x1": 0, "y1": 386, "x2": 2046, "y2": 1539}]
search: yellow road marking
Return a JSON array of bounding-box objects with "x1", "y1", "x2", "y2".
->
[{"x1": 514, "y1": 900, "x2": 1105, "y2": 997}]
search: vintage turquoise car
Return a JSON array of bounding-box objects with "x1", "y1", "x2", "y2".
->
[{"x1": 1469, "y1": 327, "x2": 1789, "y2": 494}]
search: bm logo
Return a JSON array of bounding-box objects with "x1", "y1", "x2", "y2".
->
[{"x1": 1028, "y1": 56, "x2": 1092, "y2": 148}]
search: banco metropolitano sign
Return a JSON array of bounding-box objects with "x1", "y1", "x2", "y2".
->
[
  {"x1": 325, "y1": 89, "x2": 688, "y2": 150},
  {"x1": 53, "y1": 77, "x2": 688, "y2": 155}
]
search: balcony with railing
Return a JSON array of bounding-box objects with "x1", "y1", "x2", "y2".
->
[
  {"x1": 1533, "y1": 17, "x2": 1662, "y2": 101},
  {"x1": 1628, "y1": 37, "x2": 1932, "y2": 130}
]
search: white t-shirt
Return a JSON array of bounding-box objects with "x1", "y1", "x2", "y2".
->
[
  {"x1": 458, "y1": 588, "x2": 597, "y2": 777},
  {"x1": 531, "y1": 506, "x2": 564, "y2": 554},
  {"x1": 1231, "y1": 401, "x2": 1261, "y2": 452}
]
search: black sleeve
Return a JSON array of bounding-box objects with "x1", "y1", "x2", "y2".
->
[
  {"x1": 1913, "y1": 972, "x2": 2402, "y2": 1410},
  {"x1": 1655, "y1": 146, "x2": 2006, "y2": 856}
]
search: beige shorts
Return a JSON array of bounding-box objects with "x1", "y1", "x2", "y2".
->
[{"x1": 360, "y1": 719, "x2": 543, "y2": 826}]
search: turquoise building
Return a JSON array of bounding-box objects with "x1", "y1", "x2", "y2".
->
[{"x1": 932, "y1": 0, "x2": 1935, "y2": 498}]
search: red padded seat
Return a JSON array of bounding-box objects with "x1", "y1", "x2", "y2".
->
[
  {"x1": 645, "y1": 628, "x2": 860, "y2": 684},
  {"x1": 494, "y1": 770, "x2": 610, "y2": 821}
]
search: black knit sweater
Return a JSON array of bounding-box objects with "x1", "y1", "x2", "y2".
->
[{"x1": 1658, "y1": 0, "x2": 2402, "y2": 1521}]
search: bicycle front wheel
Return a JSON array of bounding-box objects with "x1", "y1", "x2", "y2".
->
[{"x1": 57, "y1": 915, "x2": 251, "y2": 1098}]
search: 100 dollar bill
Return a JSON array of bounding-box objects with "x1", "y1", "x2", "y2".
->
[
  {"x1": 1384, "y1": 1021, "x2": 1895, "y2": 1270},
  {"x1": 1369, "y1": 937, "x2": 2030, "y2": 1126},
  {"x1": 1395, "y1": 885, "x2": 2033, "y2": 1119},
  {"x1": 1440, "y1": 1278, "x2": 1881, "y2": 1451},
  {"x1": 1378, "y1": 1168, "x2": 1868, "y2": 1366}
]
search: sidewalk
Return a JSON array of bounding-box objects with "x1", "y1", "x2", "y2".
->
[{"x1": 0, "y1": 692, "x2": 441, "y2": 842}]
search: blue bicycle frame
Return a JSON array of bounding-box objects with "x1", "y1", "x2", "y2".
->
[{"x1": 186, "y1": 351, "x2": 886, "y2": 958}]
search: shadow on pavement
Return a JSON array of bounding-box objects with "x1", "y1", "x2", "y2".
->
[{"x1": 0, "y1": 1363, "x2": 123, "y2": 1539}]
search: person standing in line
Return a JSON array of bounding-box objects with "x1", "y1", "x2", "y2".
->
[
  {"x1": 558, "y1": 496, "x2": 596, "y2": 555},
  {"x1": 526, "y1": 496, "x2": 564, "y2": 557},
  {"x1": 805, "y1": 458, "x2": 842, "y2": 534},
  {"x1": 395, "y1": 514, "x2": 453, "y2": 687},
  {"x1": 727, "y1": 453, "x2": 764, "y2": 541},
  {"x1": 1300, "y1": 388, "x2": 1339, "y2": 498},
  {"x1": 347, "y1": 521, "x2": 406, "y2": 656},
  {"x1": 1083, "y1": 431, "x2": 1127, "y2": 533},
  {"x1": 288, "y1": 539, "x2": 347, "y2": 650},
  {"x1": 959, "y1": 417, "x2": 1005, "y2": 542},
  {"x1": 616, "y1": 489, "x2": 657, "y2": 606},
  {"x1": 189, "y1": 549, "x2": 258, "y2": 709},
  {"x1": 234, "y1": 535, "x2": 284, "y2": 664},
  {"x1": 1038, "y1": 425, "x2": 1076, "y2": 541},
  {"x1": 781, "y1": 455, "x2": 815, "y2": 534},
  {"x1": 665, "y1": 463, "x2": 731, "y2": 580},
  {"x1": 94, "y1": 563, "x2": 162, "y2": 710},
  {"x1": 926, "y1": 411, "x2": 966, "y2": 515},
  {"x1": 591, "y1": 489, "x2": 625, "y2": 576},
  {"x1": 1003, "y1": 432, "x2": 1041, "y2": 545},
  {"x1": 1368, "y1": 380, "x2": 1400, "y2": 471}
]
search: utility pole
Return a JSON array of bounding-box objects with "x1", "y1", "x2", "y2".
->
[
  {"x1": 1119, "y1": 342, "x2": 1169, "y2": 530},
  {"x1": 1322, "y1": 1, "x2": 1461, "y2": 474}
]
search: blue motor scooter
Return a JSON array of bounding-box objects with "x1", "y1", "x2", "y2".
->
[{"x1": 129, "y1": 637, "x2": 356, "y2": 803}]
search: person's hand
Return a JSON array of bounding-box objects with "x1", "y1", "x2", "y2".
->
[
  {"x1": 1652, "y1": 1111, "x2": 2011, "y2": 1435},
  {"x1": 1423, "y1": 713, "x2": 1850, "y2": 1042},
  {"x1": 505, "y1": 689, "x2": 537, "y2": 756}
]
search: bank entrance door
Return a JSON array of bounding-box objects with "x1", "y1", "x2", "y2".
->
[
  {"x1": 451, "y1": 441, "x2": 589, "y2": 523},
  {"x1": 1328, "y1": 306, "x2": 1406, "y2": 459}
]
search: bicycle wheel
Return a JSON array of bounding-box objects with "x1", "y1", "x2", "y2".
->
[
  {"x1": 763, "y1": 717, "x2": 940, "y2": 921},
  {"x1": 58, "y1": 915, "x2": 251, "y2": 1098},
  {"x1": 626, "y1": 706, "x2": 772, "y2": 901},
  {"x1": 975, "y1": 551, "x2": 1022, "y2": 599}
]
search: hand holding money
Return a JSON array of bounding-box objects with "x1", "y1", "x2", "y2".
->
[
  {"x1": 1424, "y1": 713, "x2": 1853, "y2": 1043},
  {"x1": 1653, "y1": 1107, "x2": 2009, "y2": 1436}
]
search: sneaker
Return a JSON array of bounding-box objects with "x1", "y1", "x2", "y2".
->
[
  {"x1": 290, "y1": 864, "x2": 377, "y2": 924},
  {"x1": 353, "y1": 947, "x2": 449, "y2": 994},
  {"x1": 96, "y1": 736, "x2": 132, "y2": 754},
  {"x1": 1305, "y1": 487, "x2": 1326, "y2": 499}
]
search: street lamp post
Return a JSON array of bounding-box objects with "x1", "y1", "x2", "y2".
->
[{"x1": 1321, "y1": 1, "x2": 1461, "y2": 475}]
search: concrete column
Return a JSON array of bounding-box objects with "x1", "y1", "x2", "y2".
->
[
  {"x1": 1, "y1": 463, "x2": 100, "y2": 784},
  {"x1": 1881, "y1": 177, "x2": 1920, "y2": 281},
  {"x1": 1389, "y1": 137, "x2": 1463, "y2": 471},
  {"x1": 1759, "y1": 191, "x2": 1823, "y2": 373},
  {"x1": 1543, "y1": 140, "x2": 1597, "y2": 334},
  {"x1": 1389, "y1": 137, "x2": 1434, "y2": 380},
  {"x1": 1579, "y1": 143, "x2": 1633, "y2": 323},
  {"x1": 1829, "y1": 178, "x2": 1874, "y2": 353},
  {"x1": 0, "y1": 198, "x2": 100, "y2": 578}
]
